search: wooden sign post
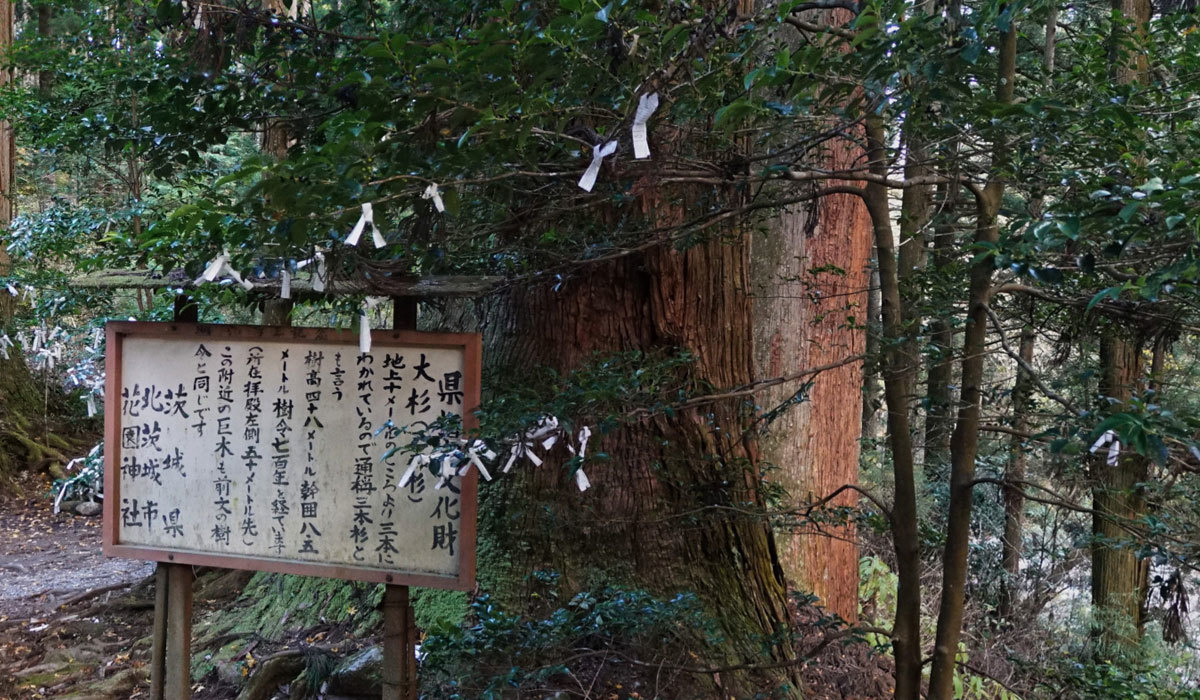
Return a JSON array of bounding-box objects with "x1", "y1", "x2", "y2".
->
[
  {"x1": 385, "y1": 296, "x2": 419, "y2": 700},
  {"x1": 104, "y1": 316, "x2": 480, "y2": 699}
]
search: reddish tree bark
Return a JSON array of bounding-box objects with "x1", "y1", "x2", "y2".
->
[
  {"x1": 476, "y1": 177, "x2": 801, "y2": 694},
  {"x1": 753, "y1": 144, "x2": 871, "y2": 622},
  {"x1": 752, "y1": 8, "x2": 872, "y2": 625}
]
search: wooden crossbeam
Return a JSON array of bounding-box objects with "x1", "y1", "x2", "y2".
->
[{"x1": 72, "y1": 269, "x2": 501, "y2": 298}]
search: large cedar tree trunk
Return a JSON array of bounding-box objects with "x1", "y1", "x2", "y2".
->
[
  {"x1": 477, "y1": 184, "x2": 800, "y2": 694},
  {"x1": 752, "y1": 7, "x2": 872, "y2": 625}
]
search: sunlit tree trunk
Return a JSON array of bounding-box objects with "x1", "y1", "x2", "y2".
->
[
  {"x1": 754, "y1": 179, "x2": 870, "y2": 623},
  {"x1": 753, "y1": 11, "x2": 872, "y2": 618}
]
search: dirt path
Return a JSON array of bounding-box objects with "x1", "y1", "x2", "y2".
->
[
  {"x1": 0, "y1": 473, "x2": 153, "y2": 622},
  {"x1": 0, "y1": 473, "x2": 158, "y2": 700}
]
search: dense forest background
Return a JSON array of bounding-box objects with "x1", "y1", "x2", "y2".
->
[{"x1": 2, "y1": 0, "x2": 1200, "y2": 698}]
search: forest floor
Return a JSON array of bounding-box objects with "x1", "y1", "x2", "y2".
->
[
  {"x1": 0, "y1": 469, "x2": 896, "y2": 699},
  {"x1": 0, "y1": 472, "x2": 156, "y2": 699},
  {"x1": 0, "y1": 472, "x2": 153, "y2": 620},
  {"x1": 0, "y1": 471, "x2": 373, "y2": 700}
]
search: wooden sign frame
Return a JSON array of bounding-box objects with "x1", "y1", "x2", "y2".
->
[{"x1": 103, "y1": 321, "x2": 480, "y2": 591}]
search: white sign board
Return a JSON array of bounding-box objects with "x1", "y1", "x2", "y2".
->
[{"x1": 103, "y1": 322, "x2": 480, "y2": 589}]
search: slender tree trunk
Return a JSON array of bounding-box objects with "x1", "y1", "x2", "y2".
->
[
  {"x1": 926, "y1": 10, "x2": 1017, "y2": 698},
  {"x1": 0, "y1": 0, "x2": 12, "y2": 292},
  {"x1": 862, "y1": 261, "x2": 882, "y2": 440},
  {"x1": 0, "y1": 0, "x2": 14, "y2": 319},
  {"x1": 1089, "y1": 0, "x2": 1152, "y2": 654},
  {"x1": 923, "y1": 181, "x2": 958, "y2": 484},
  {"x1": 37, "y1": 4, "x2": 52, "y2": 96},
  {"x1": 897, "y1": 112, "x2": 932, "y2": 429},
  {"x1": 1044, "y1": 0, "x2": 1057, "y2": 79},
  {"x1": 999, "y1": 319, "x2": 1034, "y2": 620},
  {"x1": 0, "y1": 0, "x2": 34, "y2": 481},
  {"x1": 864, "y1": 116, "x2": 922, "y2": 700},
  {"x1": 1092, "y1": 333, "x2": 1147, "y2": 650}
]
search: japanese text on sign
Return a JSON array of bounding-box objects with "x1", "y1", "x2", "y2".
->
[{"x1": 105, "y1": 323, "x2": 479, "y2": 587}]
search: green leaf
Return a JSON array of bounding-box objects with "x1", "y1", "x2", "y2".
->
[
  {"x1": 714, "y1": 99, "x2": 757, "y2": 129},
  {"x1": 1056, "y1": 216, "x2": 1080, "y2": 240},
  {"x1": 1137, "y1": 177, "x2": 1165, "y2": 193},
  {"x1": 1087, "y1": 286, "x2": 1122, "y2": 311},
  {"x1": 441, "y1": 188, "x2": 462, "y2": 217},
  {"x1": 744, "y1": 68, "x2": 763, "y2": 91}
]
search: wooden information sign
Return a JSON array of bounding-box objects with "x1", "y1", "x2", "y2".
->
[{"x1": 103, "y1": 322, "x2": 480, "y2": 590}]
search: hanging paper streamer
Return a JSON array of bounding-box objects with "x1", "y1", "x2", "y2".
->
[
  {"x1": 422, "y1": 183, "x2": 446, "y2": 213},
  {"x1": 0, "y1": 333, "x2": 11, "y2": 360},
  {"x1": 460, "y1": 441, "x2": 496, "y2": 481},
  {"x1": 195, "y1": 251, "x2": 255, "y2": 290},
  {"x1": 578, "y1": 140, "x2": 618, "y2": 192},
  {"x1": 1089, "y1": 429, "x2": 1121, "y2": 466},
  {"x1": 503, "y1": 443, "x2": 522, "y2": 473},
  {"x1": 199, "y1": 253, "x2": 228, "y2": 282},
  {"x1": 359, "y1": 311, "x2": 371, "y2": 353},
  {"x1": 227, "y1": 268, "x2": 254, "y2": 291},
  {"x1": 314, "y1": 253, "x2": 327, "y2": 292},
  {"x1": 400, "y1": 453, "x2": 430, "y2": 488},
  {"x1": 298, "y1": 252, "x2": 327, "y2": 292},
  {"x1": 536, "y1": 416, "x2": 559, "y2": 450},
  {"x1": 392, "y1": 416, "x2": 593, "y2": 493},
  {"x1": 432, "y1": 456, "x2": 453, "y2": 490},
  {"x1": 358, "y1": 297, "x2": 387, "y2": 353},
  {"x1": 631, "y1": 92, "x2": 660, "y2": 159},
  {"x1": 85, "y1": 394, "x2": 97, "y2": 417},
  {"x1": 345, "y1": 202, "x2": 387, "y2": 249},
  {"x1": 281, "y1": 268, "x2": 292, "y2": 300},
  {"x1": 567, "y1": 426, "x2": 593, "y2": 492}
]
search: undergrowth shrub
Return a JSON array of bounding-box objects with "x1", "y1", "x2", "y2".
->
[{"x1": 420, "y1": 585, "x2": 720, "y2": 699}]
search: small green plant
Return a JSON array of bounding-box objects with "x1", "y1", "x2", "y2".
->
[
  {"x1": 1036, "y1": 659, "x2": 1200, "y2": 700},
  {"x1": 420, "y1": 584, "x2": 721, "y2": 699}
]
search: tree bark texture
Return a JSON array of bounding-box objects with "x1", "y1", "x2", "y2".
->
[
  {"x1": 0, "y1": 0, "x2": 32, "y2": 480},
  {"x1": 474, "y1": 181, "x2": 800, "y2": 694},
  {"x1": 753, "y1": 123, "x2": 871, "y2": 623},
  {"x1": 998, "y1": 322, "x2": 1034, "y2": 619},
  {"x1": 923, "y1": 181, "x2": 959, "y2": 484},
  {"x1": 862, "y1": 262, "x2": 882, "y2": 441},
  {"x1": 1091, "y1": 333, "x2": 1147, "y2": 650},
  {"x1": 863, "y1": 116, "x2": 922, "y2": 700},
  {"x1": 1089, "y1": 0, "x2": 1151, "y2": 653}
]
